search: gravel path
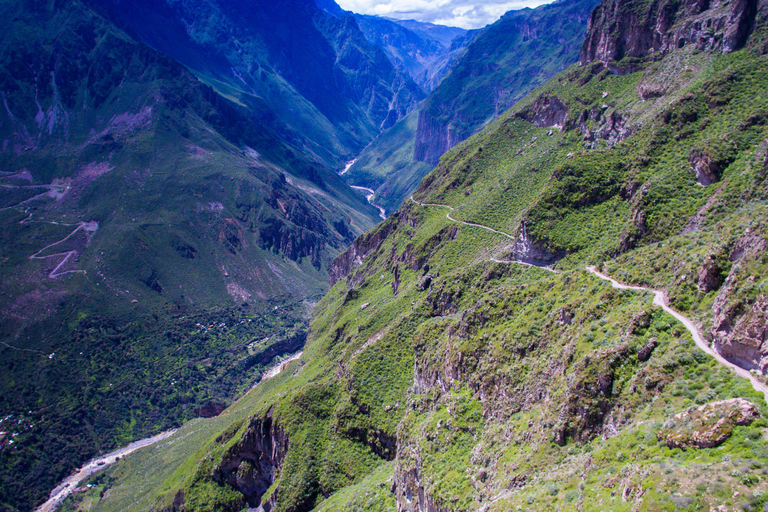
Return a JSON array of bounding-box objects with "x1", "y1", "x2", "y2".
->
[
  {"x1": 409, "y1": 196, "x2": 557, "y2": 272},
  {"x1": 586, "y1": 266, "x2": 768, "y2": 405}
]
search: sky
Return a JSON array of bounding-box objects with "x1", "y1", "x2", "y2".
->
[{"x1": 335, "y1": 0, "x2": 556, "y2": 29}]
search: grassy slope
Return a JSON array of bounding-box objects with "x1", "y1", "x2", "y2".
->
[{"x1": 63, "y1": 15, "x2": 768, "y2": 512}]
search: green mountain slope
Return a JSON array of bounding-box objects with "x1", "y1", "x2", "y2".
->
[
  {"x1": 346, "y1": 0, "x2": 598, "y2": 216},
  {"x1": 65, "y1": 0, "x2": 768, "y2": 511},
  {"x1": 0, "y1": 0, "x2": 390, "y2": 509}
]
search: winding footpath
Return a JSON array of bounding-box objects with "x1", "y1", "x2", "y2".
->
[
  {"x1": 409, "y1": 195, "x2": 767, "y2": 404},
  {"x1": 409, "y1": 196, "x2": 558, "y2": 273},
  {"x1": 29, "y1": 220, "x2": 98, "y2": 278},
  {"x1": 586, "y1": 266, "x2": 768, "y2": 405}
]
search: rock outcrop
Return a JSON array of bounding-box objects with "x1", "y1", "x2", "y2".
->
[
  {"x1": 516, "y1": 95, "x2": 569, "y2": 130},
  {"x1": 511, "y1": 223, "x2": 564, "y2": 266},
  {"x1": 212, "y1": 408, "x2": 289, "y2": 508},
  {"x1": 689, "y1": 148, "x2": 724, "y2": 186},
  {"x1": 580, "y1": 0, "x2": 759, "y2": 66},
  {"x1": 711, "y1": 231, "x2": 768, "y2": 372},
  {"x1": 657, "y1": 398, "x2": 759, "y2": 449},
  {"x1": 413, "y1": 110, "x2": 464, "y2": 166}
]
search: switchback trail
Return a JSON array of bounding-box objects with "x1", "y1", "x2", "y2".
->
[
  {"x1": 586, "y1": 266, "x2": 768, "y2": 405},
  {"x1": 409, "y1": 196, "x2": 558, "y2": 273},
  {"x1": 29, "y1": 220, "x2": 98, "y2": 278}
]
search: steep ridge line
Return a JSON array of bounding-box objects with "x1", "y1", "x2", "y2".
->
[
  {"x1": 586, "y1": 266, "x2": 768, "y2": 405},
  {"x1": 409, "y1": 196, "x2": 558, "y2": 273}
]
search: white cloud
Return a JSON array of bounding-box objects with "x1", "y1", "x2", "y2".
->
[{"x1": 335, "y1": 0, "x2": 557, "y2": 28}]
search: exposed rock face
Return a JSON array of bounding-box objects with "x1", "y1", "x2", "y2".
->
[
  {"x1": 698, "y1": 254, "x2": 725, "y2": 292},
  {"x1": 714, "y1": 295, "x2": 768, "y2": 372},
  {"x1": 212, "y1": 408, "x2": 289, "y2": 508},
  {"x1": 688, "y1": 148, "x2": 722, "y2": 186},
  {"x1": 577, "y1": 106, "x2": 632, "y2": 146},
  {"x1": 329, "y1": 214, "x2": 399, "y2": 286},
  {"x1": 580, "y1": 0, "x2": 759, "y2": 66},
  {"x1": 511, "y1": 223, "x2": 563, "y2": 266},
  {"x1": 516, "y1": 95, "x2": 569, "y2": 130},
  {"x1": 711, "y1": 231, "x2": 768, "y2": 372},
  {"x1": 394, "y1": 462, "x2": 450, "y2": 512},
  {"x1": 413, "y1": 109, "x2": 464, "y2": 166},
  {"x1": 657, "y1": 398, "x2": 759, "y2": 449}
]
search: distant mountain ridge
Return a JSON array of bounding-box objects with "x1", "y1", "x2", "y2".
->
[
  {"x1": 353, "y1": 14, "x2": 470, "y2": 92},
  {"x1": 345, "y1": 0, "x2": 599, "y2": 215},
  {"x1": 414, "y1": 0, "x2": 601, "y2": 165},
  {"x1": 86, "y1": 0, "x2": 424, "y2": 166}
]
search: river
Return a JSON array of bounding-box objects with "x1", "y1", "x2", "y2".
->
[{"x1": 351, "y1": 185, "x2": 386, "y2": 219}]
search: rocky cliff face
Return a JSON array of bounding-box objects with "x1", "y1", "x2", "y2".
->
[
  {"x1": 413, "y1": 0, "x2": 598, "y2": 166},
  {"x1": 580, "y1": 0, "x2": 759, "y2": 66},
  {"x1": 711, "y1": 231, "x2": 768, "y2": 372},
  {"x1": 212, "y1": 409, "x2": 289, "y2": 508},
  {"x1": 413, "y1": 110, "x2": 465, "y2": 166}
]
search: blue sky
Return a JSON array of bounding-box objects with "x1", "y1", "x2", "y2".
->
[{"x1": 335, "y1": 0, "x2": 556, "y2": 28}]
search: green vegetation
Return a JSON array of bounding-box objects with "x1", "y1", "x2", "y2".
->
[
  {"x1": 0, "y1": 0, "x2": 386, "y2": 509},
  {"x1": 15, "y1": 0, "x2": 768, "y2": 511}
]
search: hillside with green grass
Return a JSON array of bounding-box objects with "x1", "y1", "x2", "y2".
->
[{"x1": 58, "y1": 0, "x2": 768, "y2": 511}]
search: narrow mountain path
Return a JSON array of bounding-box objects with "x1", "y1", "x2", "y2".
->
[
  {"x1": 586, "y1": 266, "x2": 768, "y2": 405},
  {"x1": 409, "y1": 196, "x2": 767, "y2": 402},
  {"x1": 410, "y1": 196, "x2": 515, "y2": 240},
  {"x1": 409, "y1": 196, "x2": 558, "y2": 272}
]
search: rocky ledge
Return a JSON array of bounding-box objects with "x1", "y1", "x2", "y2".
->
[{"x1": 580, "y1": 0, "x2": 759, "y2": 66}]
